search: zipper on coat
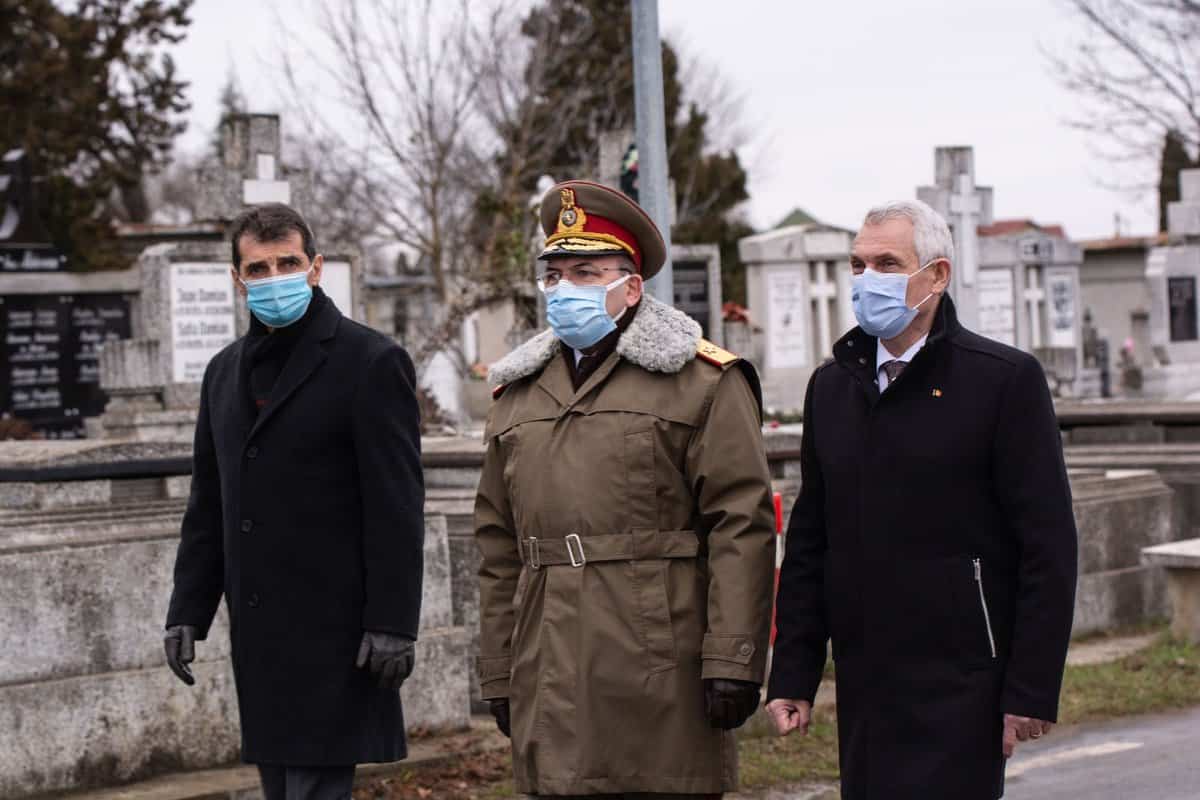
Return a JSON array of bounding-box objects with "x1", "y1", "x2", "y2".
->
[{"x1": 973, "y1": 558, "x2": 998, "y2": 659}]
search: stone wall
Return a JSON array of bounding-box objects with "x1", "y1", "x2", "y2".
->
[
  {"x1": 1070, "y1": 470, "x2": 1177, "y2": 635},
  {"x1": 423, "y1": 429, "x2": 1186, "y2": 669},
  {"x1": 1065, "y1": 443, "x2": 1200, "y2": 543},
  {"x1": 1, "y1": 417, "x2": 1193, "y2": 796},
  {"x1": 0, "y1": 465, "x2": 468, "y2": 799}
]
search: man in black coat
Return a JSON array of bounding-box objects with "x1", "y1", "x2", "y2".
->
[
  {"x1": 766, "y1": 200, "x2": 1078, "y2": 800},
  {"x1": 163, "y1": 203, "x2": 424, "y2": 800}
]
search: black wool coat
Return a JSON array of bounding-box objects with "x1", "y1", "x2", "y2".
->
[
  {"x1": 166, "y1": 291, "x2": 425, "y2": 765},
  {"x1": 768, "y1": 296, "x2": 1078, "y2": 800}
]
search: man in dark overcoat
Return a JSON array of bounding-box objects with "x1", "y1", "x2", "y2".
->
[
  {"x1": 766, "y1": 199, "x2": 1078, "y2": 800},
  {"x1": 163, "y1": 203, "x2": 424, "y2": 800}
]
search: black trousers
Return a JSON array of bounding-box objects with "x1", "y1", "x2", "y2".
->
[{"x1": 257, "y1": 764, "x2": 356, "y2": 800}]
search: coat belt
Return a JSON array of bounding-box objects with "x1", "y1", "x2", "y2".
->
[{"x1": 519, "y1": 531, "x2": 699, "y2": 569}]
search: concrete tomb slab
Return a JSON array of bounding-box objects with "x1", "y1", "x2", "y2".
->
[{"x1": 1142, "y1": 537, "x2": 1200, "y2": 643}]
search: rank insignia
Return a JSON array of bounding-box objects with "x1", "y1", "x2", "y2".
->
[
  {"x1": 557, "y1": 188, "x2": 587, "y2": 235},
  {"x1": 696, "y1": 339, "x2": 738, "y2": 367}
]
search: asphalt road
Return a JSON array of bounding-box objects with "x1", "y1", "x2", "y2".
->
[{"x1": 1003, "y1": 707, "x2": 1200, "y2": 800}]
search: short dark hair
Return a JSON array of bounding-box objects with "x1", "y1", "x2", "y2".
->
[{"x1": 230, "y1": 203, "x2": 317, "y2": 269}]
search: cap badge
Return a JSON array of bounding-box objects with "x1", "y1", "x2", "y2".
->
[{"x1": 557, "y1": 188, "x2": 588, "y2": 235}]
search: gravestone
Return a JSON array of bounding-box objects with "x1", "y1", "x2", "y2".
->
[
  {"x1": 977, "y1": 268, "x2": 1016, "y2": 346},
  {"x1": 1145, "y1": 168, "x2": 1200, "y2": 398},
  {"x1": 598, "y1": 128, "x2": 636, "y2": 191},
  {"x1": 0, "y1": 150, "x2": 140, "y2": 437},
  {"x1": 1, "y1": 293, "x2": 134, "y2": 437},
  {"x1": 597, "y1": 127, "x2": 676, "y2": 224},
  {"x1": 979, "y1": 222, "x2": 1092, "y2": 396},
  {"x1": 917, "y1": 147, "x2": 995, "y2": 332},
  {"x1": 0, "y1": 150, "x2": 67, "y2": 273},
  {"x1": 88, "y1": 241, "x2": 239, "y2": 441},
  {"x1": 1168, "y1": 275, "x2": 1198, "y2": 342},
  {"x1": 739, "y1": 222, "x2": 855, "y2": 412},
  {"x1": 672, "y1": 243, "x2": 724, "y2": 345},
  {"x1": 195, "y1": 114, "x2": 311, "y2": 222}
]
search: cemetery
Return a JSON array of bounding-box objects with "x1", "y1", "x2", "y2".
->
[
  {"x1": 4, "y1": 1, "x2": 1200, "y2": 797},
  {"x1": 3, "y1": 114, "x2": 1200, "y2": 796}
]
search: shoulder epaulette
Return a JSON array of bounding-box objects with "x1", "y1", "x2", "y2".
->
[{"x1": 695, "y1": 339, "x2": 740, "y2": 368}]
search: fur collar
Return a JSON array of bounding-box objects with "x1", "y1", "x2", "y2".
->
[{"x1": 487, "y1": 294, "x2": 702, "y2": 388}]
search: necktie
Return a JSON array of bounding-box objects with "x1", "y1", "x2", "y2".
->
[{"x1": 881, "y1": 359, "x2": 906, "y2": 385}]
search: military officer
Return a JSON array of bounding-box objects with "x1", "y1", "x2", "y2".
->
[{"x1": 474, "y1": 180, "x2": 776, "y2": 799}]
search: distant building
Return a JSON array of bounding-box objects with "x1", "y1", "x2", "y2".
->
[{"x1": 1079, "y1": 233, "x2": 1168, "y2": 373}]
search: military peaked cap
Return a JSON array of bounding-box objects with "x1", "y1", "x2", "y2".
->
[{"x1": 538, "y1": 179, "x2": 667, "y2": 281}]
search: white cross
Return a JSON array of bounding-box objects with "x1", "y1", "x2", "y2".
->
[
  {"x1": 1024, "y1": 266, "x2": 1045, "y2": 348},
  {"x1": 809, "y1": 260, "x2": 838, "y2": 358},
  {"x1": 948, "y1": 173, "x2": 983, "y2": 288},
  {"x1": 242, "y1": 153, "x2": 291, "y2": 205}
]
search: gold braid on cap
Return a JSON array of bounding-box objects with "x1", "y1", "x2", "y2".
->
[{"x1": 544, "y1": 187, "x2": 637, "y2": 258}]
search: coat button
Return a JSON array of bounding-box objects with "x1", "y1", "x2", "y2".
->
[
  {"x1": 241, "y1": 519, "x2": 253, "y2": 533},
  {"x1": 848, "y1": 340, "x2": 855, "y2": 348},
  {"x1": 858, "y1": 357, "x2": 867, "y2": 365},
  {"x1": 248, "y1": 593, "x2": 260, "y2": 608},
  {"x1": 247, "y1": 446, "x2": 259, "y2": 459},
  {"x1": 739, "y1": 642, "x2": 753, "y2": 657}
]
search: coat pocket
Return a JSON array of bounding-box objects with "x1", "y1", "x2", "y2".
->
[
  {"x1": 631, "y1": 557, "x2": 678, "y2": 674},
  {"x1": 972, "y1": 558, "x2": 998, "y2": 660}
]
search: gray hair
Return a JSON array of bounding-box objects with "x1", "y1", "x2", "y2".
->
[{"x1": 862, "y1": 199, "x2": 955, "y2": 266}]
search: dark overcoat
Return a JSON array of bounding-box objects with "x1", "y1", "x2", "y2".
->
[
  {"x1": 166, "y1": 291, "x2": 424, "y2": 765},
  {"x1": 768, "y1": 295, "x2": 1078, "y2": 800}
]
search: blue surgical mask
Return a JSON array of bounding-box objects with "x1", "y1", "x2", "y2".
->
[
  {"x1": 241, "y1": 268, "x2": 314, "y2": 328},
  {"x1": 851, "y1": 262, "x2": 936, "y2": 340},
  {"x1": 544, "y1": 274, "x2": 631, "y2": 349}
]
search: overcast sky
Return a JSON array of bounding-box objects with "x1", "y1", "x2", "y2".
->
[{"x1": 171, "y1": 0, "x2": 1159, "y2": 241}]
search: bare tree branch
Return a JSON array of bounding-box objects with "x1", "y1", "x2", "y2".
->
[{"x1": 1048, "y1": 0, "x2": 1200, "y2": 170}]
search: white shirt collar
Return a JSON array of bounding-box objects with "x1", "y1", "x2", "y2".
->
[{"x1": 876, "y1": 334, "x2": 928, "y2": 371}]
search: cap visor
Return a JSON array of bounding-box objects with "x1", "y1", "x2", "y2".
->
[{"x1": 539, "y1": 236, "x2": 633, "y2": 262}]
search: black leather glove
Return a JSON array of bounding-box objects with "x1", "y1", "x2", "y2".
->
[
  {"x1": 355, "y1": 631, "x2": 416, "y2": 689},
  {"x1": 164, "y1": 625, "x2": 198, "y2": 686},
  {"x1": 704, "y1": 678, "x2": 761, "y2": 730},
  {"x1": 489, "y1": 698, "x2": 511, "y2": 738}
]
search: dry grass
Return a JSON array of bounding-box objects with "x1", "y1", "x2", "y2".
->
[
  {"x1": 356, "y1": 630, "x2": 1200, "y2": 798},
  {"x1": 1058, "y1": 632, "x2": 1200, "y2": 723}
]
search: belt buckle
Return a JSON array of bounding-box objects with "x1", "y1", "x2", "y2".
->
[
  {"x1": 527, "y1": 537, "x2": 541, "y2": 570},
  {"x1": 565, "y1": 533, "x2": 586, "y2": 568}
]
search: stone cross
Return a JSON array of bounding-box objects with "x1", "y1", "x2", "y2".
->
[
  {"x1": 194, "y1": 113, "x2": 310, "y2": 222},
  {"x1": 1024, "y1": 267, "x2": 1045, "y2": 348},
  {"x1": 809, "y1": 260, "x2": 838, "y2": 357},
  {"x1": 949, "y1": 172, "x2": 983, "y2": 288},
  {"x1": 916, "y1": 146, "x2": 994, "y2": 333},
  {"x1": 242, "y1": 153, "x2": 291, "y2": 205}
]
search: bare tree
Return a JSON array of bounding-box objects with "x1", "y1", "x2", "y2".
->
[
  {"x1": 1049, "y1": 0, "x2": 1200, "y2": 167},
  {"x1": 274, "y1": 0, "x2": 759, "y2": 375},
  {"x1": 280, "y1": 0, "x2": 484, "y2": 301},
  {"x1": 274, "y1": 0, "x2": 591, "y2": 373}
]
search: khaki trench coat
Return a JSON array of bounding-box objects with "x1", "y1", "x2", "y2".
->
[{"x1": 475, "y1": 297, "x2": 776, "y2": 796}]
